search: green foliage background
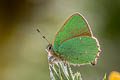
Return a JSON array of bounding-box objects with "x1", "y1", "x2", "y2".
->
[{"x1": 0, "y1": 0, "x2": 120, "y2": 80}]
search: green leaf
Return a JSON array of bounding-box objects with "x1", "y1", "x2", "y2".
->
[
  {"x1": 103, "y1": 73, "x2": 107, "y2": 80},
  {"x1": 66, "y1": 64, "x2": 74, "y2": 80},
  {"x1": 58, "y1": 63, "x2": 69, "y2": 80},
  {"x1": 54, "y1": 63, "x2": 59, "y2": 74},
  {"x1": 74, "y1": 72, "x2": 82, "y2": 80},
  {"x1": 49, "y1": 64, "x2": 60, "y2": 80},
  {"x1": 49, "y1": 61, "x2": 82, "y2": 80}
]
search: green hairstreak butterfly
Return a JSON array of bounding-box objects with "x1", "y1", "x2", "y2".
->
[{"x1": 37, "y1": 12, "x2": 101, "y2": 65}]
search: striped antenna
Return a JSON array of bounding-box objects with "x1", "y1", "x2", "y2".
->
[{"x1": 36, "y1": 28, "x2": 50, "y2": 44}]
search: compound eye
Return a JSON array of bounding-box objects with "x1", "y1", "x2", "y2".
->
[
  {"x1": 48, "y1": 46, "x2": 52, "y2": 50},
  {"x1": 47, "y1": 44, "x2": 52, "y2": 51}
]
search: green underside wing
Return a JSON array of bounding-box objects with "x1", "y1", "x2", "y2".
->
[
  {"x1": 57, "y1": 36, "x2": 98, "y2": 64},
  {"x1": 52, "y1": 13, "x2": 92, "y2": 52},
  {"x1": 51, "y1": 12, "x2": 100, "y2": 64}
]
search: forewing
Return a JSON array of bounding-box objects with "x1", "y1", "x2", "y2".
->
[
  {"x1": 56, "y1": 36, "x2": 98, "y2": 64},
  {"x1": 52, "y1": 13, "x2": 92, "y2": 52}
]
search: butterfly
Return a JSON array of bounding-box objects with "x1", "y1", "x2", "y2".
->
[{"x1": 37, "y1": 12, "x2": 101, "y2": 65}]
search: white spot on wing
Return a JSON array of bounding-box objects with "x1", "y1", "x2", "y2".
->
[{"x1": 80, "y1": 37, "x2": 81, "y2": 40}]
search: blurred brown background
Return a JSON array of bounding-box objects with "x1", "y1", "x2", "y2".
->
[{"x1": 0, "y1": 0, "x2": 120, "y2": 80}]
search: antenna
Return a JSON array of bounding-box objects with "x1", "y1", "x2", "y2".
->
[{"x1": 36, "y1": 28, "x2": 50, "y2": 44}]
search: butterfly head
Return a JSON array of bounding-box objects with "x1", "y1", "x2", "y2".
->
[{"x1": 46, "y1": 44, "x2": 52, "y2": 52}]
